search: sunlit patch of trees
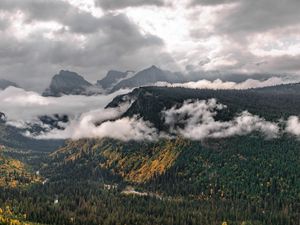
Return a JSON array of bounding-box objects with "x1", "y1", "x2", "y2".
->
[{"x1": 0, "y1": 206, "x2": 29, "y2": 225}]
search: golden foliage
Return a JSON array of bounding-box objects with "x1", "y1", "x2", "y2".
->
[
  {"x1": 0, "y1": 154, "x2": 41, "y2": 188},
  {"x1": 101, "y1": 138, "x2": 187, "y2": 182},
  {"x1": 0, "y1": 206, "x2": 29, "y2": 225}
]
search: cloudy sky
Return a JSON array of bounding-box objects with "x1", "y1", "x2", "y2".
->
[{"x1": 0, "y1": 0, "x2": 300, "y2": 90}]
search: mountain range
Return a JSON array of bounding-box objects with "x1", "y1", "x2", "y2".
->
[
  {"x1": 41, "y1": 66, "x2": 300, "y2": 97},
  {"x1": 0, "y1": 66, "x2": 297, "y2": 97},
  {"x1": 42, "y1": 66, "x2": 186, "y2": 96}
]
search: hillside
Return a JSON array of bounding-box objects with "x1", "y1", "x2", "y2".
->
[
  {"x1": 49, "y1": 83, "x2": 300, "y2": 186},
  {"x1": 0, "y1": 148, "x2": 41, "y2": 188},
  {"x1": 48, "y1": 132, "x2": 300, "y2": 195},
  {"x1": 34, "y1": 133, "x2": 299, "y2": 224}
]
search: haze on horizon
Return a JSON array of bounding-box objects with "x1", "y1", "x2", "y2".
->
[{"x1": 0, "y1": 0, "x2": 300, "y2": 91}]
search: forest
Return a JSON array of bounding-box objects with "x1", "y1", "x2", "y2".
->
[{"x1": 0, "y1": 135, "x2": 299, "y2": 225}]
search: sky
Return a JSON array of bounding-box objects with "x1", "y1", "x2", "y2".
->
[{"x1": 0, "y1": 0, "x2": 300, "y2": 91}]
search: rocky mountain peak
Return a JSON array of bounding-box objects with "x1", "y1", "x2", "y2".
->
[{"x1": 42, "y1": 70, "x2": 96, "y2": 97}]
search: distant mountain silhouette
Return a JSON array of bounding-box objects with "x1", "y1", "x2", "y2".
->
[
  {"x1": 43, "y1": 70, "x2": 101, "y2": 97},
  {"x1": 97, "y1": 70, "x2": 133, "y2": 89},
  {"x1": 109, "y1": 65, "x2": 185, "y2": 92},
  {"x1": 0, "y1": 79, "x2": 19, "y2": 90}
]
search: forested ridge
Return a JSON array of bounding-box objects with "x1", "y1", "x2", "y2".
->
[{"x1": 107, "y1": 85, "x2": 300, "y2": 131}]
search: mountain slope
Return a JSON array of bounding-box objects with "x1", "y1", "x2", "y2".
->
[
  {"x1": 0, "y1": 151, "x2": 41, "y2": 188},
  {"x1": 48, "y1": 136, "x2": 300, "y2": 198},
  {"x1": 97, "y1": 70, "x2": 133, "y2": 89},
  {"x1": 48, "y1": 82, "x2": 300, "y2": 189},
  {"x1": 49, "y1": 138, "x2": 187, "y2": 183}
]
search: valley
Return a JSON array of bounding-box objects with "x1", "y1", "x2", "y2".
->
[{"x1": 0, "y1": 85, "x2": 300, "y2": 224}]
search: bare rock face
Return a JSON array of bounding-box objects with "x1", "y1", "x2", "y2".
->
[{"x1": 43, "y1": 70, "x2": 100, "y2": 97}]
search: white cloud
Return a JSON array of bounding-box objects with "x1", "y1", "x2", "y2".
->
[
  {"x1": 35, "y1": 108, "x2": 158, "y2": 141},
  {"x1": 33, "y1": 98, "x2": 281, "y2": 141},
  {"x1": 0, "y1": 86, "x2": 130, "y2": 121},
  {"x1": 1, "y1": 86, "x2": 297, "y2": 142},
  {"x1": 286, "y1": 116, "x2": 300, "y2": 136},
  {"x1": 156, "y1": 76, "x2": 299, "y2": 90},
  {"x1": 163, "y1": 99, "x2": 279, "y2": 140},
  {"x1": 0, "y1": 87, "x2": 157, "y2": 141}
]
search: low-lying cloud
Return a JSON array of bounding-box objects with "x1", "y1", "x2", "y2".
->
[
  {"x1": 163, "y1": 99, "x2": 279, "y2": 140},
  {"x1": 0, "y1": 86, "x2": 130, "y2": 122},
  {"x1": 156, "y1": 76, "x2": 299, "y2": 90},
  {"x1": 35, "y1": 98, "x2": 282, "y2": 141},
  {"x1": 1, "y1": 86, "x2": 299, "y2": 141},
  {"x1": 34, "y1": 107, "x2": 158, "y2": 141},
  {"x1": 286, "y1": 116, "x2": 300, "y2": 137}
]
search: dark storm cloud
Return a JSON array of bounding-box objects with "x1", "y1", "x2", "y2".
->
[
  {"x1": 0, "y1": 0, "x2": 174, "y2": 91},
  {"x1": 42, "y1": 13, "x2": 167, "y2": 68},
  {"x1": 0, "y1": 0, "x2": 299, "y2": 91},
  {"x1": 263, "y1": 55, "x2": 300, "y2": 72},
  {"x1": 95, "y1": 0, "x2": 166, "y2": 10}
]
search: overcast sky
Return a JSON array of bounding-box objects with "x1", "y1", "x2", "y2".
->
[{"x1": 0, "y1": 0, "x2": 300, "y2": 91}]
